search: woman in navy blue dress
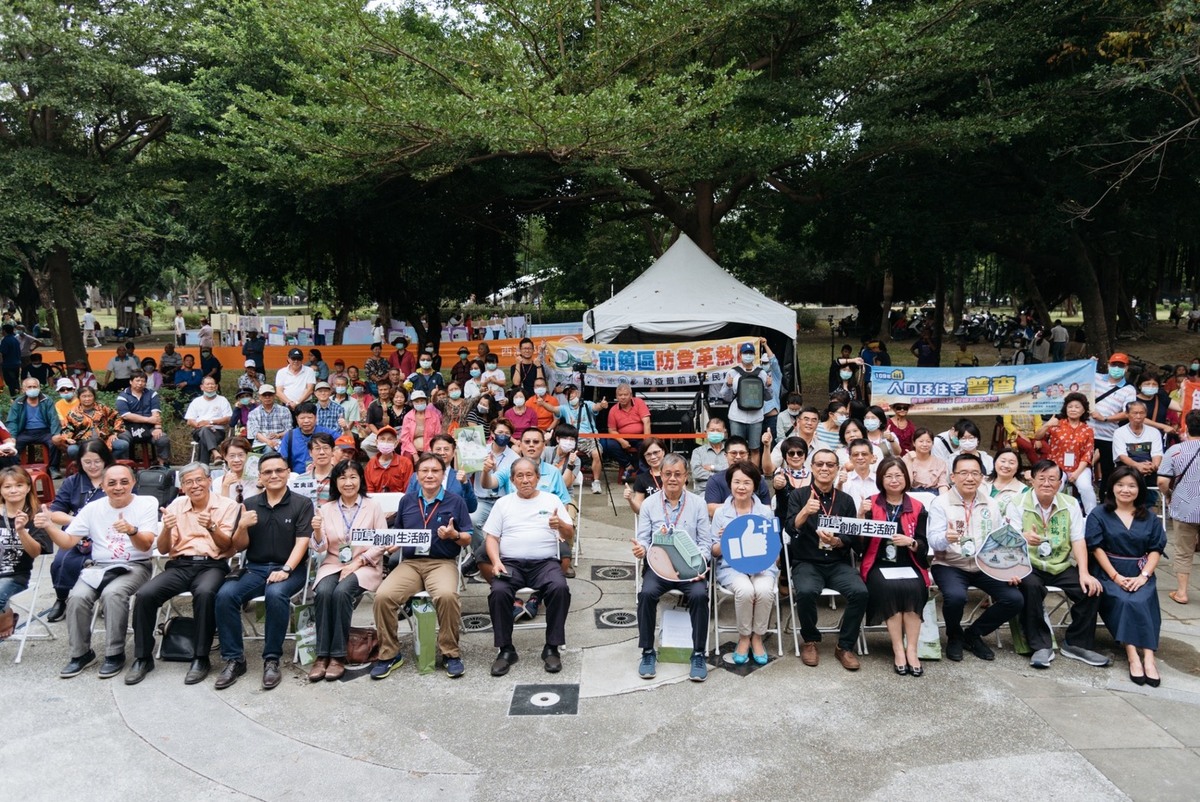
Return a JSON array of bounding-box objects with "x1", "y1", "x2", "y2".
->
[{"x1": 1085, "y1": 465, "x2": 1167, "y2": 687}]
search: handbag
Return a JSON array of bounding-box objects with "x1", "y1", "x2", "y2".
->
[
  {"x1": 346, "y1": 626, "x2": 380, "y2": 665},
  {"x1": 159, "y1": 616, "x2": 197, "y2": 661}
]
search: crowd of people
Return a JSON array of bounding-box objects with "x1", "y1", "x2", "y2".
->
[{"x1": 0, "y1": 335, "x2": 1193, "y2": 695}]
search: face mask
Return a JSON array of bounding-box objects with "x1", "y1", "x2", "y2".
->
[
  {"x1": 458, "y1": 354, "x2": 469, "y2": 362},
  {"x1": 839, "y1": 370, "x2": 852, "y2": 380},
  {"x1": 559, "y1": 439, "x2": 576, "y2": 451},
  {"x1": 1108, "y1": 366, "x2": 1125, "y2": 381},
  {"x1": 950, "y1": 435, "x2": 960, "y2": 447},
  {"x1": 707, "y1": 432, "x2": 725, "y2": 444},
  {"x1": 959, "y1": 437, "x2": 978, "y2": 451},
  {"x1": 60, "y1": 392, "x2": 75, "y2": 400},
  {"x1": 377, "y1": 441, "x2": 396, "y2": 455},
  {"x1": 24, "y1": 389, "x2": 39, "y2": 399},
  {"x1": 449, "y1": 390, "x2": 462, "y2": 400},
  {"x1": 470, "y1": 369, "x2": 481, "y2": 378},
  {"x1": 834, "y1": 414, "x2": 848, "y2": 425},
  {"x1": 513, "y1": 397, "x2": 525, "y2": 408},
  {"x1": 741, "y1": 353, "x2": 755, "y2": 365},
  {"x1": 1140, "y1": 385, "x2": 1157, "y2": 396},
  {"x1": 203, "y1": 390, "x2": 218, "y2": 399},
  {"x1": 420, "y1": 360, "x2": 432, "y2": 369},
  {"x1": 494, "y1": 433, "x2": 511, "y2": 447},
  {"x1": 1192, "y1": 363, "x2": 1199, "y2": 372},
  {"x1": 485, "y1": 362, "x2": 497, "y2": 370},
  {"x1": 863, "y1": 418, "x2": 880, "y2": 432},
  {"x1": 335, "y1": 386, "x2": 347, "y2": 395},
  {"x1": 534, "y1": 387, "x2": 548, "y2": 397},
  {"x1": 239, "y1": 397, "x2": 251, "y2": 406},
  {"x1": 569, "y1": 398, "x2": 580, "y2": 408},
  {"x1": 413, "y1": 402, "x2": 427, "y2": 412}
]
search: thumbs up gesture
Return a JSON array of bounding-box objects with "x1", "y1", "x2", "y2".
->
[
  {"x1": 437, "y1": 516, "x2": 458, "y2": 541},
  {"x1": 161, "y1": 507, "x2": 177, "y2": 532},
  {"x1": 115, "y1": 513, "x2": 131, "y2": 535},
  {"x1": 33, "y1": 508, "x2": 51, "y2": 530}
]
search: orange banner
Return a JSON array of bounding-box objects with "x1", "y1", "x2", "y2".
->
[{"x1": 1179, "y1": 379, "x2": 1200, "y2": 418}]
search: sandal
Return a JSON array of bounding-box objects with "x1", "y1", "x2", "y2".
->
[{"x1": 1168, "y1": 590, "x2": 1188, "y2": 605}]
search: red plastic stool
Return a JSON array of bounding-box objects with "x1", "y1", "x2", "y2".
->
[{"x1": 27, "y1": 467, "x2": 55, "y2": 505}]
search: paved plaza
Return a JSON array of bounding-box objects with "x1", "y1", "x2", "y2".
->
[{"x1": 4, "y1": 485, "x2": 1200, "y2": 801}]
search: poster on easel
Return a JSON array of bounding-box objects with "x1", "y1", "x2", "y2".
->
[{"x1": 262, "y1": 316, "x2": 288, "y2": 346}]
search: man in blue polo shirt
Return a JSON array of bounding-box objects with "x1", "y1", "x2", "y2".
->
[
  {"x1": 278, "y1": 402, "x2": 339, "y2": 473},
  {"x1": 115, "y1": 371, "x2": 172, "y2": 465}
]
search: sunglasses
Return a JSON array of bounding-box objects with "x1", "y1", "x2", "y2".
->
[{"x1": 785, "y1": 450, "x2": 807, "y2": 457}]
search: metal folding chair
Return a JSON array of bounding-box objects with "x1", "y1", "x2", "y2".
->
[
  {"x1": 9, "y1": 553, "x2": 56, "y2": 663},
  {"x1": 710, "y1": 524, "x2": 786, "y2": 658}
]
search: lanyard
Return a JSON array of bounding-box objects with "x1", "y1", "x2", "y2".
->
[
  {"x1": 816, "y1": 488, "x2": 836, "y2": 518},
  {"x1": 419, "y1": 496, "x2": 441, "y2": 528},
  {"x1": 1037, "y1": 502, "x2": 1054, "y2": 534},
  {"x1": 661, "y1": 494, "x2": 686, "y2": 531},
  {"x1": 961, "y1": 494, "x2": 975, "y2": 533},
  {"x1": 338, "y1": 500, "x2": 360, "y2": 533},
  {"x1": 885, "y1": 502, "x2": 903, "y2": 524}
]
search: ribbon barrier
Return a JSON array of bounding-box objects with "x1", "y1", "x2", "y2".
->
[
  {"x1": 869, "y1": 360, "x2": 1096, "y2": 416},
  {"x1": 542, "y1": 336, "x2": 759, "y2": 389}
]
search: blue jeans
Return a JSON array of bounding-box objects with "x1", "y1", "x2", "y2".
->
[
  {"x1": 0, "y1": 576, "x2": 29, "y2": 612},
  {"x1": 214, "y1": 563, "x2": 306, "y2": 662}
]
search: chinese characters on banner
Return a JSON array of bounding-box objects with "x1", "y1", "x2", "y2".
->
[
  {"x1": 869, "y1": 360, "x2": 1096, "y2": 416},
  {"x1": 541, "y1": 336, "x2": 757, "y2": 389},
  {"x1": 349, "y1": 528, "x2": 433, "y2": 550},
  {"x1": 818, "y1": 516, "x2": 899, "y2": 539},
  {"x1": 1178, "y1": 380, "x2": 1200, "y2": 417}
]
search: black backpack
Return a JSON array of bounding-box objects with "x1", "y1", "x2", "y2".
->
[
  {"x1": 733, "y1": 367, "x2": 765, "y2": 411},
  {"x1": 136, "y1": 465, "x2": 178, "y2": 509}
]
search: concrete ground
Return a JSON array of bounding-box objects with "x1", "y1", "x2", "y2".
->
[{"x1": 4, "y1": 479, "x2": 1200, "y2": 802}]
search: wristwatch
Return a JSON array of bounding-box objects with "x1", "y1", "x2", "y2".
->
[{"x1": 281, "y1": 565, "x2": 293, "y2": 574}]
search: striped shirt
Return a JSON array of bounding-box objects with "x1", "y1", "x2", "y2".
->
[{"x1": 1160, "y1": 440, "x2": 1200, "y2": 523}]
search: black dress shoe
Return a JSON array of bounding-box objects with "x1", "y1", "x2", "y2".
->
[
  {"x1": 542, "y1": 645, "x2": 562, "y2": 674},
  {"x1": 490, "y1": 648, "x2": 518, "y2": 677},
  {"x1": 98, "y1": 653, "x2": 126, "y2": 679},
  {"x1": 262, "y1": 659, "x2": 282, "y2": 690},
  {"x1": 60, "y1": 649, "x2": 97, "y2": 678},
  {"x1": 184, "y1": 658, "x2": 211, "y2": 685},
  {"x1": 46, "y1": 599, "x2": 67, "y2": 623},
  {"x1": 946, "y1": 639, "x2": 964, "y2": 662},
  {"x1": 124, "y1": 658, "x2": 154, "y2": 685},
  {"x1": 963, "y1": 630, "x2": 995, "y2": 661},
  {"x1": 215, "y1": 659, "x2": 247, "y2": 690}
]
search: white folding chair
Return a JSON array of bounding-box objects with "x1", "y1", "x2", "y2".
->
[
  {"x1": 710, "y1": 525, "x2": 786, "y2": 658},
  {"x1": 781, "y1": 536, "x2": 866, "y2": 655},
  {"x1": 240, "y1": 553, "x2": 316, "y2": 663},
  {"x1": 633, "y1": 559, "x2": 709, "y2": 653},
  {"x1": 9, "y1": 553, "x2": 56, "y2": 663}
]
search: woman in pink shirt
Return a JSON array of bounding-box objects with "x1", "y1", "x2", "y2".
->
[
  {"x1": 399, "y1": 390, "x2": 443, "y2": 459},
  {"x1": 503, "y1": 390, "x2": 539, "y2": 438}
]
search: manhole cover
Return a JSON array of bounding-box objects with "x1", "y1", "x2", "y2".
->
[
  {"x1": 461, "y1": 613, "x2": 493, "y2": 632},
  {"x1": 594, "y1": 608, "x2": 638, "y2": 629},
  {"x1": 591, "y1": 565, "x2": 634, "y2": 581},
  {"x1": 509, "y1": 683, "x2": 579, "y2": 716}
]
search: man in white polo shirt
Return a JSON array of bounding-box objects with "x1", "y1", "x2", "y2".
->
[
  {"x1": 274, "y1": 347, "x2": 316, "y2": 414},
  {"x1": 484, "y1": 458, "x2": 574, "y2": 677},
  {"x1": 184, "y1": 376, "x2": 233, "y2": 464}
]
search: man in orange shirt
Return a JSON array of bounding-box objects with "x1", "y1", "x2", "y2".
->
[
  {"x1": 530, "y1": 377, "x2": 559, "y2": 433},
  {"x1": 603, "y1": 382, "x2": 651, "y2": 479},
  {"x1": 365, "y1": 426, "x2": 413, "y2": 492}
]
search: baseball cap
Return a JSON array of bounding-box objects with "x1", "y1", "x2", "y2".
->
[
  {"x1": 236, "y1": 387, "x2": 253, "y2": 398},
  {"x1": 335, "y1": 434, "x2": 356, "y2": 450},
  {"x1": 410, "y1": 389, "x2": 428, "y2": 400},
  {"x1": 288, "y1": 348, "x2": 303, "y2": 360},
  {"x1": 258, "y1": 384, "x2": 276, "y2": 395},
  {"x1": 740, "y1": 343, "x2": 755, "y2": 354},
  {"x1": 1108, "y1": 352, "x2": 1130, "y2": 365},
  {"x1": 55, "y1": 378, "x2": 74, "y2": 391},
  {"x1": 244, "y1": 359, "x2": 256, "y2": 367},
  {"x1": 314, "y1": 381, "x2": 331, "y2": 390},
  {"x1": 377, "y1": 425, "x2": 397, "y2": 438}
]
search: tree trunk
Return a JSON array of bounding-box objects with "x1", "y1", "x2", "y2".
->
[
  {"x1": 950, "y1": 256, "x2": 965, "y2": 328},
  {"x1": 333, "y1": 306, "x2": 350, "y2": 345},
  {"x1": 1016, "y1": 260, "x2": 1052, "y2": 328},
  {"x1": 1069, "y1": 230, "x2": 1111, "y2": 361},
  {"x1": 16, "y1": 270, "x2": 40, "y2": 334},
  {"x1": 377, "y1": 299, "x2": 392, "y2": 332},
  {"x1": 878, "y1": 263, "x2": 894, "y2": 343},
  {"x1": 932, "y1": 260, "x2": 946, "y2": 366},
  {"x1": 46, "y1": 248, "x2": 86, "y2": 365}
]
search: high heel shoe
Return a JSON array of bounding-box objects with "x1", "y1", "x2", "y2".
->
[
  {"x1": 894, "y1": 663, "x2": 909, "y2": 675},
  {"x1": 909, "y1": 664, "x2": 924, "y2": 678},
  {"x1": 1144, "y1": 665, "x2": 1161, "y2": 688},
  {"x1": 1128, "y1": 668, "x2": 1147, "y2": 686}
]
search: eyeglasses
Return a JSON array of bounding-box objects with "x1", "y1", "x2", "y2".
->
[
  {"x1": 785, "y1": 450, "x2": 806, "y2": 457},
  {"x1": 259, "y1": 468, "x2": 288, "y2": 476},
  {"x1": 812, "y1": 461, "x2": 838, "y2": 469},
  {"x1": 954, "y1": 471, "x2": 983, "y2": 478}
]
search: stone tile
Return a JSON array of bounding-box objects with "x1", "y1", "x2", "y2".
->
[
  {"x1": 1029, "y1": 695, "x2": 1185, "y2": 750},
  {"x1": 1082, "y1": 748, "x2": 1200, "y2": 802},
  {"x1": 1125, "y1": 695, "x2": 1200, "y2": 747}
]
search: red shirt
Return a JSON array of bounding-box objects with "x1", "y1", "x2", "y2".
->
[
  {"x1": 388, "y1": 350, "x2": 416, "y2": 376},
  {"x1": 365, "y1": 453, "x2": 413, "y2": 493},
  {"x1": 609, "y1": 398, "x2": 651, "y2": 435},
  {"x1": 1046, "y1": 420, "x2": 1094, "y2": 475}
]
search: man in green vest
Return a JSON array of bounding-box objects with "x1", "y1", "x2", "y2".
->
[{"x1": 1006, "y1": 460, "x2": 1110, "y2": 669}]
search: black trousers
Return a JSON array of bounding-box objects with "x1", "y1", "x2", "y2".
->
[
  {"x1": 132, "y1": 558, "x2": 228, "y2": 660},
  {"x1": 1019, "y1": 565, "x2": 1101, "y2": 653},
  {"x1": 637, "y1": 570, "x2": 709, "y2": 653},
  {"x1": 487, "y1": 558, "x2": 570, "y2": 648}
]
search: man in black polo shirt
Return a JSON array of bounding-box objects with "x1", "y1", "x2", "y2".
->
[
  {"x1": 785, "y1": 447, "x2": 868, "y2": 671},
  {"x1": 213, "y1": 453, "x2": 313, "y2": 690}
]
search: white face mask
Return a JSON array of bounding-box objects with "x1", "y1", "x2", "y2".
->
[
  {"x1": 959, "y1": 438, "x2": 978, "y2": 451},
  {"x1": 534, "y1": 387, "x2": 547, "y2": 397},
  {"x1": 741, "y1": 353, "x2": 755, "y2": 365},
  {"x1": 377, "y1": 441, "x2": 396, "y2": 455},
  {"x1": 559, "y1": 439, "x2": 576, "y2": 451}
]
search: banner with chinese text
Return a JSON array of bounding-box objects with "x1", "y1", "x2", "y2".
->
[
  {"x1": 542, "y1": 336, "x2": 758, "y2": 389},
  {"x1": 869, "y1": 360, "x2": 1096, "y2": 416}
]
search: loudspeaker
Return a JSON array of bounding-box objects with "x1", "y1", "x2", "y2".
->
[{"x1": 649, "y1": 407, "x2": 694, "y2": 435}]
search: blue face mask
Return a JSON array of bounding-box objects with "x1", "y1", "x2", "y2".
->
[
  {"x1": 707, "y1": 432, "x2": 725, "y2": 444},
  {"x1": 1108, "y1": 366, "x2": 1126, "y2": 381},
  {"x1": 494, "y1": 434, "x2": 511, "y2": 447},
  {"x1": 203, "y1": 390, "x2": 218, "y2": 399},
  {"x1": 24, "y1": 388, "x2": 39, "y2": 399},
  {"x1": 470, "y1": 369, "x2": 481, "y2": 378}
]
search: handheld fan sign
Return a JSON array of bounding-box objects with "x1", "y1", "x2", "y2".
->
[
  {"x1": 646, "y1": 526, "x2": 707, "y2": 581},
  {"x1": 975, "y1": 523, "x2": 1032, "y2": 582}
]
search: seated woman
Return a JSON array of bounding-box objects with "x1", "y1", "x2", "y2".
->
[
  {"x1": 1086, "y1": 465, "x2": 1167, "y2": 687},
  {"x1": 54, "y1": 386, "x2": 128, "y2": 462},
  {"x1": 502, "y1": 389, "x2": 538, "y2": 439},
  {"x1": 815, "y1": 400, "x2": 848, "y2": 451},
  {"x1": 399, "y1": 390, "x2": 442, "y2": 459},
  {"x1": 140, "y1": 358, "x2": 164, "y2": 391},
  {"x1": 624, "y1": 437, "x2": 667, "y2": 515},
  {"x1": 1037, "y1": 392, "x2": 1097, "y2": 513},
  {"x1": 835, "y1": 418, "x2": 883, "y2": 472},
  {"x1": 298, "y1": 432, "x2": 337, "y2": 506},
  {"x1": 947, "y1": 420, "x2": 993, "y2": 474},
  {"x1": 43, "y1": 440, "x2": 114, "y2": 622},
  {"x1": 438, "y1": 381, "x2": 472, "y2": 433},
  {"x1": 213, "y1": 436, "x2": 260, "y2": 504},
  {"x1": 711, "y1": 461, "x2": 778, "y2": 665},
  {"x1": 0, "y1": 466, "x2": 54, "y2": 639},
  {"x1": 308, "y1": 460, "x2": 387, "y2": 681},
  {"x1": 902, "y1": 427, "x2": 948, "y2": 494},
  {"x1": 771, "y1": 436, "x2": 810, "y2": 511},
  {"x1": 859, "y1": 456, "x2": 930, "y2": 676},
  {"x1": 985, "y1": 447, "x2": 1027, "y2": 516}
]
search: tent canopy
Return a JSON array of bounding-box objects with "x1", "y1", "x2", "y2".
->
[{"x1": 583, "y1": 234, "x2": 796, "y2": 346}]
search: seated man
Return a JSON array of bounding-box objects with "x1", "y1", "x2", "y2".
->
[
  {"x1": 278, "y1": 403, "x2": 338, "y2": 474},
  {"x1": 364, "y1": 425, "x2": 412, "y2": 493},
  {"x1": 183, "y1": 376, "x2": 233, "y2": 465},
  {"x1": 213, "y1": 453, "x2": 313, "y2": 691},
  {"x1": 245, "y1": 384, "x2": 291, "y2": 452},
  {"x1": 785, "y1": 448, "x2": 868, "y2": 671},
  {"x1": 34, "y1": 465, "x2": 158, "y2": 679},
  {"x1": 371, "y1": 453, "x2": 473, "y2": 680},
  {"x1": 126, "y1": 462, "x2": 240, "y2": 685},
  {"x1": 1007, "y1": 460, "x2": 1109, "y2": 669},
  {"x1": 927, "y1": 453, "x2": 1023, "y2": 661},
  {"x1": 484, "y1": 458, "x2": 574, "y2": 677},
  {"x1": 631, "y1": 453, "x2": 713, "y2": 682},
  {"x1": 703, "y1": 436, "x2": 772, "y2": 516},
  {"x1": 116, "y1": 370, "x2": 172, "y2": 465},
  {"x1": 690, "y1": 417, "x2": 729, "y2": 493},
  {"x1": 7, "y1": 377, "x2": 61, "y2": 470},
  {"x1": 602, "y1": 382, "x2": 651, "y2": 476},
  {"x1": 54, "y1": 386, "x2": 128, "y2": 461}
]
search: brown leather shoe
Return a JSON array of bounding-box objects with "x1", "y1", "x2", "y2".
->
[
  {"x1": 262, "y1": 659, "x2": 282, "y2": 690},
  {"x1": 307, "y1": 657, "x2": 329, "y2": 683},
  {"x1": 835, "y1": 646, "x2": 860, "y2": 671},
  {"x1": 801, "y1": 641, "x2": 819, "y2": 667},
  {"x1": 325, "y1": 658, "x2": 345, "y2": 681}
]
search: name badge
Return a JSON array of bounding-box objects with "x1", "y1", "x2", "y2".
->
[
  {"x1": 1063, "y1": 453, "x2": 1076, "y2": 468},
  {"x1": 1037, "y1": 542, "x2": 1053, "y2": 558},
  {"x1": 338, "y1": 544, "x2": 353, "y2": 563}
]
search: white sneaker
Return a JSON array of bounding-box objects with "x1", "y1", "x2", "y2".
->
[{"x1": 591, "y1": 480, "x2": 602, "y2": 494}]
